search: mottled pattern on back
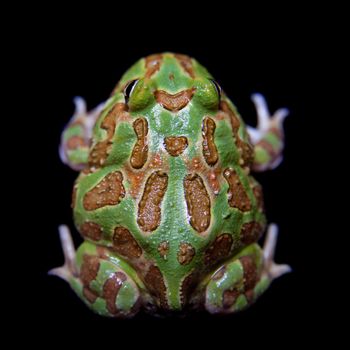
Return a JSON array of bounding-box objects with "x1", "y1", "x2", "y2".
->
[{"x1": 53, "y1": 52, "x2": 290, "y2": 317}]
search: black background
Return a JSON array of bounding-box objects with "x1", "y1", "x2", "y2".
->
[{"x1": 13, "y1": 6, "x2": 333, "y2": 347}]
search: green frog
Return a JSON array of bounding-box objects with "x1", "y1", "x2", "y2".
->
[{"x1": 50, "y1": 53, "x2": 290, "y2": 317}]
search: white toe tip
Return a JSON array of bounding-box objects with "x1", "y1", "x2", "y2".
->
[
  {"x1": 73, "y1": 96, "x2": 87, "y2": 115},
  {"x1": 270, "y1": 263, "x2": 292, "y2": 280},
  {"x1": 275, "y1": 108, "x2": 290, "y2": 122}
]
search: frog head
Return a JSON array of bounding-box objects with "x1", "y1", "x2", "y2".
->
[{"x1": 113, "y1": 53, "x2": 222, "y2": 113}]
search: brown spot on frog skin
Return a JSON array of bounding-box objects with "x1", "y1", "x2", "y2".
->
[
  {"x1": 83, "y1": 286, "x2": 98, "y2": 303},
  {"x1": 158, "y1": 241, "x2": 169, "y2": 259},
  {"x1": 96, "y1": 246, "x2": 109, "y2": 260},
  {"x1": 180, "y1": 272, "x2": 197, "y2": 306},
  {"x1": 204, "y1": 234, "x2": 233, "y2": 266},
  {"x1": 202, "y1": 117, "x2": 219, "y2": 166},
  {"x1": 155, "y1": 88, "x2": 195, "y2": 111},
  {"x1": 177, "y1": 243, "x2": 195, "y2": 265},
  {"x1": 245, "y1": 289, "x2": 255, "y2": 303},
  {"x1": 144, "y1": 265, "x2": 168, "y2": 309},
  {"x1": 223, "y1": 168, "x2": 251, "y2": 212},
  {"x1": 112, "y1": 227, "x2": 142, "y2": 259},
  {"x1": 130, "y1": 118, "x2": 148, "y2": 169},
  {"x1": 222, "y1": 289, "x2": 239, "y2": 309},
  {"x1": 240, "y1": 256, "x2": 258, "y2": 290},
  {"x1": 80, "y1": 221, "x2": 103, "y2": 241},
  {"x1": 88, "y1": 103, "x2": 128, "y2": 168},
  {"x1": 240, "y1": 222, "x2": 264, "y2": 245},
  {"x1": 184, "y1": 173, "x2": 211, "y2": 233},
  {"x1": 71, "y1": 185, "x2": 77, "y2": 209},
  {"x1": 67, "y1": 136, "x2": 86, "y2": 150},
  {"x1": 145, "y1": 54, "x2": 163, "y2": 78},
  {"x1": 82, "y1": 167, "x2": 92, "y2": 175},
  {"x1": 220, "y1": 101, "x2": 253, "y2": 169},
  {"x1": 214, "y1": 111, "x2": 226, "y2": 121},
  {"x1": 249, "y1": 178, "x2": 265, "y2": 212},
  {"x1": 164, "y1": 136, "x2": 188, "y2": 156},
  {"x1": 237, "y1": 138, "x2": 253, "y2": 169},
  {"x1": 102, "y1": 104, "x2": 126, "y2": 135},
  {"x1": 221, "y1": 101, "x2": 240, "y2": 130},
  {"x1": 83, "y1": 171, "x2": 125, "y2": 211},
  {"x1": 103, "y1": 272, "x2": 127, "y2": 314},
  {"x1": 80, "y1": 255, "x2": 100, "y2": 286},
  {"x1": 88, "y1": 141, "x2": 111, "y2": 169},
  {"x1": 137, "y1": 171, "x2": 168, "y2": 232},
  {"x1": 174, "y1": 54, "x2": 195, "y2": 78}
]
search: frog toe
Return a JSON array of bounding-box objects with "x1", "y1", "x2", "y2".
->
[
  {"x1": 262, "y1": 223, "x2": 292, "y2": 280},
  {"x1": 48, "y1": 225, "x2": 78, "y2": 281}
]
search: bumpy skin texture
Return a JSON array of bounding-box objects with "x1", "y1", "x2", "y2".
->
[{"x1": 54, "y1": 53, "x2": 289, "y2": 317}]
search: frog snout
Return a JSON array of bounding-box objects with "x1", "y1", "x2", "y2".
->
[{"x1": 154, "y1": 88, "x2": 195, "y2": 112}]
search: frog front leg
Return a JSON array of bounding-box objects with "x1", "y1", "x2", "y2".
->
[
  {"x1": 247, "y1": 94, "x2": 289, "y2": 172},
  {"x1": 201, "y1": 224, "x2": 291, "y2": 314},
  {"x1": 59, "y1": 97, "x2": 105, "y2": 170},
  {"x1": 49, "y1": 226, "x2": 142, "y2": 318}
]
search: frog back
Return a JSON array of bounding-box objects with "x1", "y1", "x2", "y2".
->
[{"x1": 72, "y1": 53, "x2": 266, "y2": 310}]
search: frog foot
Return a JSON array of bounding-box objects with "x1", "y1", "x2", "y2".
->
[
  {"x1": 48, "y1": 225, "x2": 78, "y2": 281},
  {"x1": 59, "y1": 97, "x2": 105, "y2": 171},
  {"x1": 203, "y1": 223, "x2": 291, "y2": 314},
  {"x1": 247, "y1": 93, "x2": 289, "y2": 172},
  {"x1": 262, "y1": 223, "x2": 291, "y2": 280}
]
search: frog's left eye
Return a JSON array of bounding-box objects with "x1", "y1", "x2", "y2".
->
[
  {"x1": 209, "y1": 79, "x2": 222, "y2": 100},
  {"x1": 124, "y1": 79, "x2": 139, "y2": 103}
]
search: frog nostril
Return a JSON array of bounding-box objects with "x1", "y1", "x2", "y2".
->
[{"x1": 154, "y1": 88, "x2": 195, "y2": 111}]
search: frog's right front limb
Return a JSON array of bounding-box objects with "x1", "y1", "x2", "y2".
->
[
  {"x1": 59, "y1": 97, "x2": 105, "y2": 171},
  {"x1": 247, "y1": 94, "x2": 289, "y2": 172},
  {"x1": 49, "y1": 226, "x2": 142, "y2": 318}
]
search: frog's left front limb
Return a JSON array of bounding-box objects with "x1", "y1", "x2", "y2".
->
[
  {"x1": 247, "y1": 94, "x2": 289, "y2": 172},
  {"x1": 200, "y1": 224, "x2": 291, "y2": 314},
  {"x1": 49, "y1": 226, "x2": 142, "y2": 318},
  {"x1": 59, "y1": 97, "x2": 105, "y2": 171}
]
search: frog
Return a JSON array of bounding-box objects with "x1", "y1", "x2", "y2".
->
[{"x1": 50, "y1": 53, "x2": 291, "y2": 317}]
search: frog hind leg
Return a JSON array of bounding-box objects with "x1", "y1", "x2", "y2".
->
[
  {"x1": 203, "y1": 224, "x2": 291, "y2": 314},
  {"x1": 49, "y1": 225, "x2": 142, "y2": 318},
  {"x1": 59, "y1": 97, "x2": 105, "y2": 171},
  {"x1": 247, "y1": 93, "x2": 289, "y2": 172}
]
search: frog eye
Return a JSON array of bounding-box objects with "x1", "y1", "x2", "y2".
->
[
  {"x1": 209, "y1": 79, "x2": 222, "y2": 100},
  {"x1": 124, "y1": 79, "x2": 139, "y2": 103}
]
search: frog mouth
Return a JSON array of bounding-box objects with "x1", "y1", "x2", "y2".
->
[{"x1": 154, "y1": 88, "x2": 195, "y2": 111}]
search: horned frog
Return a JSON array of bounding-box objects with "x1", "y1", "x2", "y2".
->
[{"x1": 50, "y1": 53, "x2": 291, "y2": 317}]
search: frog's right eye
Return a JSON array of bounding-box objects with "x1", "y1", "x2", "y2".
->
[{"x1": 124, "y1": 79, "x2": 139, "y2": 103}]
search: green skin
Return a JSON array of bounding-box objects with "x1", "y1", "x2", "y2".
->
[{"x1": 57, "y1": 53, "x2": 287, "y2": 317}]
